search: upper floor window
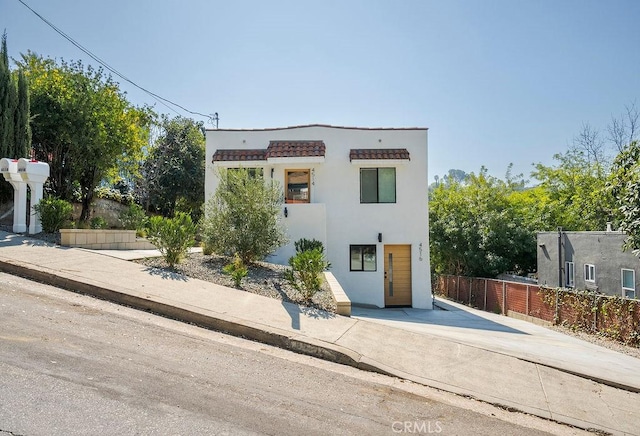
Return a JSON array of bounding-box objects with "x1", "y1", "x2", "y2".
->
[
  {"x1": 584, "y1": 264, "x2": 596, "y2": 283},
  {"x1": 622, "y1": 269, "x2": 636, "y2": 299},
  {"x1": 229, "y1": 167, "x2": 263, "y2": 179},
  {"x1": 286, "y1": 169, "x2": 310, "y2": 203},
  {"x1": 360, "y1": 168, "x2": 396, "y2": 203},
  {"x1": 565, "y1": 261, "x2": 575, "y2": 288}
]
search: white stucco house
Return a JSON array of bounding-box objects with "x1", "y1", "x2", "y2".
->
[{"x1": 205, "y1": 124, "x2": 432, "y2": 309}]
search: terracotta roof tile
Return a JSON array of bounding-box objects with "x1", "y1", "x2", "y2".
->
[
  {"x1": 267, "y1": 141, "x2": 326, "y2": 158},
  {"x1": 349, "y1": 148, "x2": 410, "y2": 161},
  {"x1": 212, "y1": 149, "x2": 267, "y2": 162}
]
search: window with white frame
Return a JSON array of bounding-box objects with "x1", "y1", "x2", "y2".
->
[
  {"x1": 622, "y1": 269, "x2": 636, "y2": 299},
  {"x1": 584, "y1": 264, "x2": 596, "y2": 283},
  {"x1": 565, "y1": 261, "x2": 575, "y2": 287}
]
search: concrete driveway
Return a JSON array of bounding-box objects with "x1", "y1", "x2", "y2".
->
[{"x1": 352, "y1": 296, "x2": 640, "y2": 392}]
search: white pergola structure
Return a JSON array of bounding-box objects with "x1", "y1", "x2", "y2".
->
[{"x1": 1, "y1": 158, "x2": 50, "y2": 234}]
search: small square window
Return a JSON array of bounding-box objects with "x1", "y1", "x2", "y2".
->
[
  {"x1": 585, "y1": 264, "x2": 595, "y2": 283},
  {"x1": 350, "y1": 245, "x2": 377, "y2": 271}
]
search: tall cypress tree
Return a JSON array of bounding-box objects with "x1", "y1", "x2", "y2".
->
[
  {"x1": 0, "y1": 31, "x2": 11, "y2": 157},
  {"x1": 13, "y1": 69, "x2": 30, "y2": 158}
]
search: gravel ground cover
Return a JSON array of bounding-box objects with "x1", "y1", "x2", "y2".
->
[
  {"x1": 7, "y1": 227, "x2": 640, "y2": 355},
  {"x1": 135, "y1": 253, "x2": 337, "y2": 314}
]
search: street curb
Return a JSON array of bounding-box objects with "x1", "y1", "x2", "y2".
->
[
  {"x1": 0, "y1": 258, "x2": 368, "y2": 372},
  {"x1": 0, "y1": 258, "x2": 632, "y2": 435}
]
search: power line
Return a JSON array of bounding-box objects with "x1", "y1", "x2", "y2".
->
[{"x1": 16, "y1": 0, "x2": 217, "y2": 126}]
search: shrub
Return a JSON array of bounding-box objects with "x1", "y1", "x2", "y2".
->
[
  {"x1": 284, "y1": 245, "x2": 330, "y2": 301},
  {"x1": 201, "y1": 240, "x2": 214, "y2": 255},
  {"x1": 146, "y1": 212, "x2": 197, "y2": 267},
  {"x1": 90, "y1": 216, "x2": 108, "y2": 229},
  {"x1": 119, "y1": 203, "x2": 148, "y2": 237},
  {"x1": 294, "y1": 238, "x2": 324, "y2": 254},
  {"x1": 222, "y1": 254, "x2": 248, "y2": 288},
  {"x1": 33, "y1": 197, "x2": 73, "y2": 233},
  {"x1": 201, "y1": 167, "x2": 287, "y2": 264}
]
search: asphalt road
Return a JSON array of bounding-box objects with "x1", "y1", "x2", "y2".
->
[{"x1": 0, "y1": 272, "x2": 588, "y2": 436}]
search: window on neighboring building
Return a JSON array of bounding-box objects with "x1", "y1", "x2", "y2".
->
[
  {"x1": 622, "y1": 269, "x2": 636, "y2": 299},
  {"x1": 286, "y1": 169, "x2": 310, "y2": 203},
  {"x1": 565, "y1": 261, "x2": 575, "y2": 288},
  {"x1": 350, "y1": 245, "x2": 377, "y2": 271},
  {"x1": 584, "y1": 264, "x2": 596, "y2": 283},
  {"x1": 360, "y1": 168, "x2": 396, "y2": 203}
]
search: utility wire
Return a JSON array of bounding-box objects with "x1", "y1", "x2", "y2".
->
[{"x1": 16, "y1": 0, "x2": 216, "y2": 125}]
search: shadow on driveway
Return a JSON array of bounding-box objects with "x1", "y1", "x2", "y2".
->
[{"x1": 352, "y1": 302, "x2": 527, "y2": 335}]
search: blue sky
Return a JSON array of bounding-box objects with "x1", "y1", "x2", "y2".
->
[{"x1": 2, "y1": 0, "x2": 639, "y2": 182}]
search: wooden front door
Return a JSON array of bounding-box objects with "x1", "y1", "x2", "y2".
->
[{"x1": 384, "y1": 244, "x2": 412, "y2": 307}]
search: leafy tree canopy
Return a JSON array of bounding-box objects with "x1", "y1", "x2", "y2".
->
[
  {"x1": 139, "y1": 115, "x2": 205, "y2": 219},
  {"x1": 429, "y1": 167, "x2": 536, "y2": 277},
  {"x1": 608, "y1": 141, "x2": 640, "y2": 254},
  {"x1": 18, "y1": 52, "x2": 153, "y2": 220}
]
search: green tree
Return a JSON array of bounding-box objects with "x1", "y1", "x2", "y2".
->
[
  {"x1": 0, "y1": 31, "x2": 13, "y2": 158},
  {"x1": 0, "y1": 33, "x2": 32, "y2": 203},
  {"x1": 201, "y1": 167, "x2": 288, "y2": 264},
  {"x1": 531, "y1": 149, "x2": 614, "y2": 231},
  {"x1": 19, "y1": 52, "x2": 152, "y2": 221},
  {"x1": 608, "y1": 141, "x2": 640, "y2": 253},
  {"x1": 429, "y1": 167, "x2": 536, "y2": 277},
  {"x1": 140, "y1": 115, "x2": 205, "y2": 218},
  {"x1": 13, "y1": 69, "x2": 31, "y2": 158}
]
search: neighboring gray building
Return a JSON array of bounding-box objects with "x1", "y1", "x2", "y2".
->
[{"x1": 537, "y1": 229, "x2": 639, "y2": 299}]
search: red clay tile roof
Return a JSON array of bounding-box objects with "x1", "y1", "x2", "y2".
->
[
  {"x1": 266, "y1": 141, "x2": 326, "y2": 158},
  {"x1": 349, "y1": 148, "x2": 410, "y2": 161},
  {"x1": 212, "y1": 149, "x2": 267, "y2": 162}
]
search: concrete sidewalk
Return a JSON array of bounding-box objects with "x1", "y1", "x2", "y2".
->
[{"x1": 1, "y1": 231, "x2": 639, "y2": 435}]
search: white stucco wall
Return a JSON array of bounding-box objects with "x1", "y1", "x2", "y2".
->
[{"x1": 205, "y1": 125, "x2": 432, "y2": 309}]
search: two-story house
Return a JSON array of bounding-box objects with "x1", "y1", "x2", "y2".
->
[
  {"x1": 537, "y1": 229, "x2": 639, "y2": 299},
  {"x1": 205, "y1": 124, "x2": 432, "y2": 309}
]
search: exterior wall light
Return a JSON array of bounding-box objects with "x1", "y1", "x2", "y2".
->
[
  {"x1": 284, "y1": 207, "x2": 288, "y2": 218},
  {"x1": 378, "y1": 233, "x2": 382, "y2": 243}
]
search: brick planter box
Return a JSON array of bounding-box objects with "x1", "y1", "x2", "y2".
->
[{"x1": 60, "y1": 229, "x2": 156, "y2": 250}]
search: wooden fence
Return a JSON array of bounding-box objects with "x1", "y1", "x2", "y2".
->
[{"x1": 433, "y1": 275, "x2": 640, "y2": 345}]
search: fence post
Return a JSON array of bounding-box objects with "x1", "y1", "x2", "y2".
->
[
  {"x1": 456, "y1": 276, "x2": 460, "y2": 301},
  {"x1": 526, "y1": 284, "x2": 529, "y2": 316},
  {"x1": 554, "y1": 288, "x2": 560, "y2": 325},
  {"x1": 469, "y1": 278, "x2": 473, "y2": 305},
  {"x1": 593, "y1": 294, "x2": 599, "y2": 332},
  {"x1": 502, "y1": 281, "x2": 506, "y2": 315},
  {"x1": 484, "y1": 279, "x2": 488, "y2": 311}
]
